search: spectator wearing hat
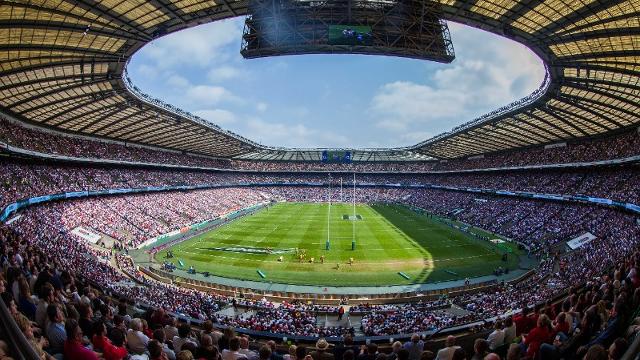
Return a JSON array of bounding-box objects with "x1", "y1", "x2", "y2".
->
[{"x1": 311, "y1": 339, "x2": 334, "y2": 360}]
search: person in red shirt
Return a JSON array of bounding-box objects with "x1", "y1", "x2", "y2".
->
[
  {"x1": 552, "y1": 312, "x2": 570, "y2": 338},
  {"x1": 92, "y1": 320, "x2": 110, "y2": 353},
  {"x1": 63, "y1": 319, "x2": 99, "y2": 360},
  {"x1": 523, "y1": 314, "x2": 552, "y2": 358},
  {"x1": 513, "y1": 307, "x2": 534, "y2": 336},
  {"x1": 104, "y1": 328, "x2": 129, "y2": 360}
]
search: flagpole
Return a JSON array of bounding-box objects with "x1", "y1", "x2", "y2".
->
[
  {"x1": 352, "y1": 172, "x2": 356, "y2": 251},
  {"x1": 326, "y1": 174, "x2": 331, "y2": 251}
]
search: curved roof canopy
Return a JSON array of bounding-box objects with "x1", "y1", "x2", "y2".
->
[{"x1": 0, "y1": 0, "x2": 638, "y2": 160}]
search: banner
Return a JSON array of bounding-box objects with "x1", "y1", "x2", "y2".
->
[
  {"x1": 71, "y1": 227, "x2": 102, "y2": 244},
  {"x1": 566, "y1": 232, "x2": 596, "y2": 250}
]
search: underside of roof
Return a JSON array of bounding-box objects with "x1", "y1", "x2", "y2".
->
[{"x1": 0, "y1": 0, "x2": 638, "y2": 160}]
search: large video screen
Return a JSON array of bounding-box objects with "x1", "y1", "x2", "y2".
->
[
  {"x1": 328, "y1": 25, "x2": 373, "y2": 46},
  {"x1": 322, "y1": 150, "x2": 352, "y2": 163}
]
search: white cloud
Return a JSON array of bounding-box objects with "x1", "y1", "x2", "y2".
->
[
  {"x1": 241, "y1": 118, "x2": 350, "y2": 148},
  {"x1": 130, "y1": 18, "x2": 545, "y2": 148},
  {"x1": 185, "y1": 85, "x2": 239, "y2": 105},
  {"x1": 143, "y1": 20, "x2": 241, "y2": 68},
  {"x1": 368, "y1": 22, "x2": 545, "y2": 146},
  {"x1": 166, "y1": 74, "x2": 190, "y2": 88},
  {"x1": 193, "y1": 109, "x2": 237, "y2": 126},
  {"x1": 256, "y1": 102, "x2": 268, "y2": 112},
  {"x1": 207, "y1": 66, "x2": 243, "y2": 82},
  {"x1": 136, "y1": 64, "x2": 157, "y2": 78}
]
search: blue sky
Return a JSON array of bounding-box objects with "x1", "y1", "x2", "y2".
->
[{"x1": 129, "y1": 18, "x2": 545, "y2": 148}]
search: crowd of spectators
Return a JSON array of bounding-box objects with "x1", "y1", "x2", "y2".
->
[
  {"x1": 0, "y1": 177, "x2": 639, "y2": 358},
  {"x1": 0, "y1": 117, "x2": 230, "y2": 168},
  {"x1": 2, "y1": 116, "x2": 640, "y2": 173},
  {"x1": 2, "y1": 158, "x2": 640, "y2": 217}
]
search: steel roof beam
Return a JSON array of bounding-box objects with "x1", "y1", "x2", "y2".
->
[
  {"x1": 563, "y1": 83, "x2": 640, "y2": 115},
  {"x1": 553, "y1": 96, "x2": 625, "y2": 129},
  {"x1": 99, "y1": 116, "x2": 156, "y2": 138},
  {"x1": 0, "y1": 20, "x2": 146, "y2": 41},
  {"x1": 75, "y1": 106, "x2": 128, "y2": 133},
  {"x1": 537, "y1": 106, "x2": 590, "y2": 137},
  {"x1": 0, "y1": 57, "x2": 120, "y2": 77},
  {"x1": 72, "y1": 0, "x2": 152, "y2": 37},
  {"x1": 470, "y1": 127, "x2": 535, "y2": 148},
  {"x1": 525, "y1": 109, "x2": 577, "y2": 139},
  {"x1": 554, "y1": 50, "x2": 640, "y2": 62},
  {"x1": 513, "y1": 114, "x2": 565, "y2": 140},
  {"x1": 547, "y1": 103, "x2": 611, "y2": 133},
  {"x1": 114, "y1": 119, "x2": 165, "y2": 139},
  {"x1": 563, "y1": 77, "x2": 640, "y2": 94},
  {"x1": 129, "y1": 124, "x2": 195, "y2": 144},
  {"x1": 89, "y1": 109, "x2": 147, "y2": 135},
  {"x1": 0, "y1": 73, "x2": 109, "y2": 93},
  {"x1": 18, "y1": 92, "x2": 99, "y2": 116},
  {"x1": 7, "y1": 79, "x2": 111, "y2": 109},
  {"x1": 494, "y1": 120, "x2": 555, "y2": 143},
  {"x1": 560, "y1": 94, "x2": 640, "y2": 124},
  {"x1": 49, "y1": 101, "x2": 121, "y2": 128},
  {"x1": 534, "y1": 0, "x2": 629, "y2": 35}
]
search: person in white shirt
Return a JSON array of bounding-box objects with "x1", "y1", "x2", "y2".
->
[
  {"x1": 223, "y1": 337, "x2": 249, "y2": 360},
  {"x1": 487, "y1": 320, "x2": 505, "y2": 351},
  {"x1": 503, "y1": 317, "x2": 517, "y2": 345},
  {"x1": 172, "y1": 323, "x2": 199, "y2": 352},
  {"x1": 239, "y1": 336, "x2": 258, "y2": 360},
  {"x1": 164, "y1": 317, "x2": 179, "y2": 341},
  {"x1": 35, "y1": 285, "x2": 55, "y2": 329},
  {"x1": 126, "y1": 318, "x2": 149, "y2": 355},
  {"x1": 435, "y1": 336, "x2": 461, "y2": 360}
]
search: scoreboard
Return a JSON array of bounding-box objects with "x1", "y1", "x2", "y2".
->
[
  {"x1": 241, "y1": 0, "x2": 455, "y2": 62},
  {"x1": 322, "y1": 150, "x2": 352, "y2": 163}
]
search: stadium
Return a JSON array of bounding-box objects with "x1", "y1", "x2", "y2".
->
[{"x1": 0, "y1": 0, "x2": 639, "y2": 359}]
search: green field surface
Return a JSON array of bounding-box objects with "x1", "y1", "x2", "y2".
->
[{"x1": 157, "y1": 203, "x2": 520, "y2": 286}]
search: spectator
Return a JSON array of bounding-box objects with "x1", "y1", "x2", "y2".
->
[
  {"x1": 106, "y1": 328, "x2": 129, "y2": 360},
  {"x1": 127, "y1": 318, "x2": 150, "y2": 355},
  {"x1": 311, "y1": 339, "x2": 334, "y2": 360},
  {"x1": 503, "y1": 317, "x2": 516, "y2": 345},
  {"x1": 403, "y1": 334, "x2": 424, "y2": 360},
  {"x1": 260, "y1": 346, "x2": 273, "y2": 360},
  {"x1": 196, "y1": 334, "x2": 220, "y2": 360},
  {"x1": 173, "y1": 323, "x2": 199, "y2": 352},
  {"x1": 470, "y1": 339, "x2": 488, "y2": 360},
  {"x1": 46, "y1": 304, "x2": 66, "y2": 356},
  {"x1": 63, "y1": 319, "x2": 99, "y2": 360},
  {"x1": 239, "y1": 336, "x2": 257, "y2": 360},
  {"x1": 435, "y1": 336, "x2": 460, "y2": 360},
  {"x1": 486, "y1": 321, "x2": 504, "y2": 351},
  {"x1": 522, "y1": 314, "x2": 552, "y2": 358},
  {"x1": 153, "y1": 328, "x2": 176, "y2": 360},
  {"x1": 222, "y1": 337, "x2": 248, "y2": 360}
]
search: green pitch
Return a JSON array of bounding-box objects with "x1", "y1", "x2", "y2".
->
[{"x1": 157, "y1": 203, "x2": 520, "y2": 286}]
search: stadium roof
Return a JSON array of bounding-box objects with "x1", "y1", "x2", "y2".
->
[{"x1": 0, "y1": 0, "x2": 638, "y2": 160}]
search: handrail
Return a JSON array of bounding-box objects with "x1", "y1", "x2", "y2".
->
[
  {"x1": 622, "y1": 331, "x2": 640, "y2": 360},
  {"x1": 0, "y1": 297, "x2": 41, "y2": 359}
]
